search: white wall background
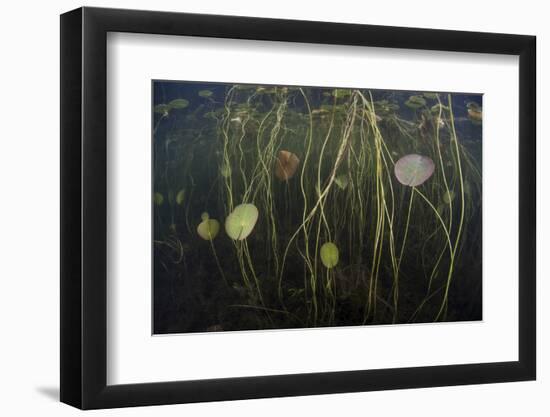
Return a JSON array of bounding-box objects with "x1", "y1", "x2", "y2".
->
[{"x1": 0, "y1": 0, "x2": 545, "y2": 415}]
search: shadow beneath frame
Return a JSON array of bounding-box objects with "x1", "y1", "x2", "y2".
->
[{"x1": 35, "y1": 386, "x2": 59, "y2": 401}]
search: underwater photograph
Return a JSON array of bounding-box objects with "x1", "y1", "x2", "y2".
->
[{"x1": 152, "y1": 81, "x2": 482, "y2": 334}]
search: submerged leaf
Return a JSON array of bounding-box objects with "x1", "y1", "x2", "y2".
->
[
  {"x1": 443, "y1": 190, "x2": 455, "y2": 204},
  {"x1": 154, "y1": 104, "x2": 170, "y2": 114},
  {"x1": 423, "y1": 92, "x2": 438, "y2": 99},
  {"x1": 332, "y1": 88, "x2": 352, "y2": 98},
  {"x1": 153, "y1": 192, "x2": 164, "y2": 206},
  {"x1": 176, "y1": 189, "x2": 185, "y2": 205},
  {"x1": 405, "y1": 95, "x2": 427, "y2": 109},
  {"x1": 430, "y1": 103, "x2": 449, "y2": 114},
  {"x1": 275, "y1": 150, "x2": 300, "y2": 181},
  {"x1": 197, "y1": 214, "x2": 220, "y2": 241},
  {"x1": 168, "y1": 98, "x2": 189, "y2": 109},
  {"x1": 335, "y1": 174, "x2": 350, "y2": 190},
  {"x1": 198, "y1": 90, "x2": 213, "y2": 98},
  {"x1": 320, "y1": 242, "x2": 339, "y2": 269},
  {"x1": 220, "y1": 163, "x2": 231, "y2": 178},
  {"x1": 394, "y1": 154, "x2": 435, "y2": 187},
  {"x1": 466, "y1": 101, "x2": 481, "y2": 111},
  {"x1": 225, "y1": 204, "x2": 259, "y2": 240},
  {"x1": 468, "y1": 107, "x2": 482, "y2": 124}
]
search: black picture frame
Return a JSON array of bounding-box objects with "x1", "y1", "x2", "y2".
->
[{"x1": 60, "y1": 6, "x2": 536, "y2": 410}]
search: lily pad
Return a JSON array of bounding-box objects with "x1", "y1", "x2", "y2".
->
[
  {"x1": 168, "y1": 98, "x2": 189, "y2": 109},
  {"x1": 468, "y1": 107, "x2": 482, "y2": 124},
  {"x1": 443, "y1": 190, "x2": 455, "y2": 204},
  {"x1": 405, "y1": 95, "x2": 426, "y2": 109},
  {"x1": 423, "y1": 92, "x2": 438, "y2": 99},
  {"x1": 220, "y1": 163, "x2": 231, "y2": 178},
  {"x1": 332, "y1": 88, "x2": 352, "y2": 98},
  {"x1": 320, "y1": 242, "x2": 339, "y2": 269},
  {"x1": 197, "y1": 213, "x2": 220, "y2": 241},
  {"x1": 176, "y1": 189, "x2": 185, "y2": 205},
  {"x1": 225, "y1": 204, "x2": 259, "y2": 240},
  {"x1": 335, "y1": 174, "x2": 349, "y2": 190},
  {"x1": 153, "y1": 192, "x2": 164, "y2": 206},
  {"x1": 154, "y1": 104, "x2": 170, "y2": 115},
  {"x1": 275, "y1": 150, "x2": 300, "y2": 181},
  {"x1": 430, "y1": 103, "x2": 449, "y2": 114},
  {"x1": 198, "y1": 90, "x2": 213, "y2": 98},
  {"x1": 394, "y1": 154, "x2": 435, "y2": 187}
]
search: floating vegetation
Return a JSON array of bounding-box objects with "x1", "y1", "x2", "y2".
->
[
  {"x1": 467, "y1": 102, "x2": 482, "y2": 124},
  {"x1": 431, "y1": 103, "x2": 449, "y2": 114},
  {"x1": 405, "y1": 95, "x2": 427, "y2": 109},
  {"x1": 152, "y1": 82, "x2": 482, "y2": 334}
]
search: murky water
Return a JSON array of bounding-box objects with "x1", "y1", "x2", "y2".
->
[{"x1": 152, "y1": 81, "x2": 482, "y2": 334}]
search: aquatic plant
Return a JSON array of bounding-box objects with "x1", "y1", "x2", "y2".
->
[
  {"x1": 443, "y1": 190, "x2": 455, "y2": 204},
  {"x1": 405, "y1": 95, "x2": 426, "y2": 109},
  {"x1": 153, "y1": 81, "x2": 481, "y2": 332},
  {"x1": 153, "y1": 192, "x2": 164, "y2": 206},
  {"x1": 467, "y1": 102, "x2": 482, "y2": 124},
  {"x1": 275, "y1": 150, "x2": 300, "y2": 181},
  {"x1": 334, "y1": 174, "x2": 349, "y2": 190},
  {"x1": 197, "y1": 212, "x2": 220, "y2": 240},
  {"x1": 320, "y1": 242, "x2": 339, "y2": 268},
  {"x1": 197, "y1": 212, "x2": 227, "y2": 286},
  {"x1": 154, "y1": 104, "x2": 170, "y2": 116},
  {"x1": 394, "y1": 154, "x2": 435, "y2": 187},
  {"x1": 168, "y1": 98, "x2": 189, "y2": 109},
  {"x1": 176, "y1": 189, "x2": 185, "y2": 205},
  {"x1": 225, "y1": 204, "x2": 259, "y2": 240},
  {"x1": 220, "y1": 163, "x2": 231, "y2": 178},
  {"x1": 198, "y1": 89, "x2": 213, "y2": 98}
]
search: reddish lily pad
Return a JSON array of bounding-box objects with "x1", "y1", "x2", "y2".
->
[{"x1": 394, "y1": 154, "x2": 435, "y2": 187}]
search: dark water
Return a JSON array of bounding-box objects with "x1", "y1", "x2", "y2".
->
[{"x1": 152, "y1": 81, "x2": 482, "y2": 334}]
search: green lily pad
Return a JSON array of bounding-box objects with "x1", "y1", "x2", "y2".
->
[
  {"x1": 176, "y1": 189, "x2": 185, "y2": 205},
  {"x1": 394, "y1": 154, "x2": 435, "y2": 187},
  {"x1": 405, "y1": 95, "x2": 426, "y2": 109},
  {"x1": 430, "y1": 103, "x2": 449, "y2": 114},
  {"x1": 443, "y1": 190, "x2": 455, "y2": 204},
  {"x1": 423, "y1": 92, "x2": 438, "y2": 99},
  {"x1": 220, "y1": 163, "x2": 231, "y2": 178},
  {"x1": 225, "y1": 204, "x2": 259, "y2": 240},
  {"x1": 197, "y1": 213, "x2": 220, "y2": 241},
  {"x1": 198, "y1": 90, "x2": 213, "y2": 98},
  {"x1": 320, "y1": 242, "x2": 339, "y2": 269},
  {"x1": 332, "y1": 88, "x2": 352, "y2": 98},
  {"x1": 168, "y1": 98, "x2": 189, "y2": 109},
  {"x1": 154, "y1": 104, "x2": 170, "y2": 114},
  {"x1": 334, "y1": 174, "x2": 349, "y2": 190},
  {"x1": 153, "y1": 192, "x2": 164, "y2": 206}
]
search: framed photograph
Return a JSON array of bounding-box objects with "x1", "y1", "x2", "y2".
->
[{"x1": 60, "y1": 6, "x2": 536, "y2": 409}]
